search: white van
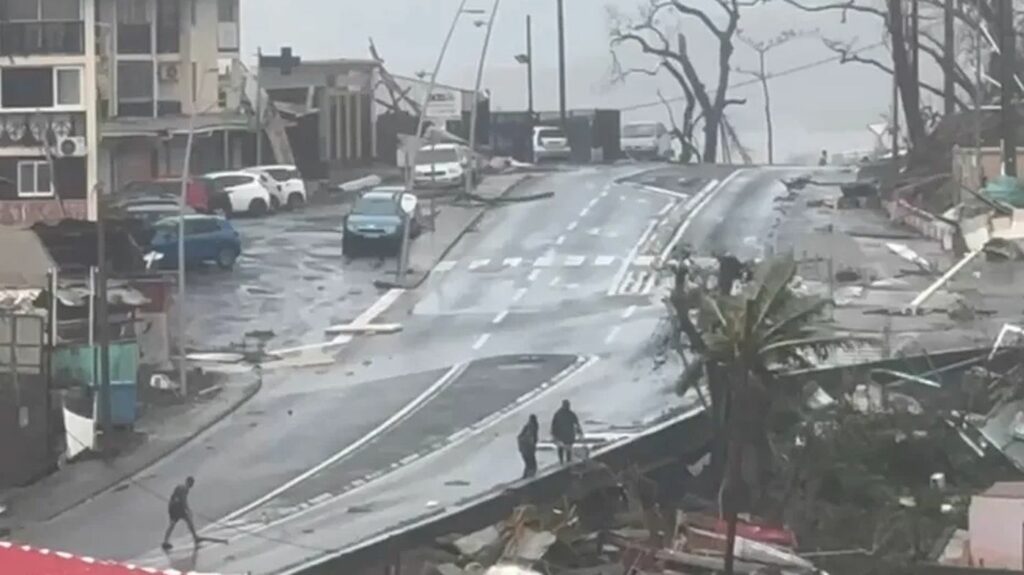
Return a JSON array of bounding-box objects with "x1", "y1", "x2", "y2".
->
[{"x1": 621, "y1": 121, "x2": 673, "y2": 161}]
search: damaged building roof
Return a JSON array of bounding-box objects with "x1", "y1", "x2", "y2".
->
[{"x1": 0, "y1": 226, "x2": 56, "y2": 289}]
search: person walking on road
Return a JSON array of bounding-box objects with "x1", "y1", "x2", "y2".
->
[
  {"x1": 162, "y1": 476, "x2": 199, "y2": 550},
  {"x1": 551, "y1": 400, "x2": 582, "y2": 464},
  {"x1": 518, "y1": 414, "x2": 539, "y2": 478}
]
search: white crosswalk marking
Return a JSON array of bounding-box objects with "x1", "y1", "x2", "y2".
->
[
  {"x1": 588, "y1": 227, "x2": 601, "y2": 236},
  {"x1": 534, "y1": 256, "x2": 554, "y2": 267},
  {"x1": 503, "y1": 257, "x2": 523, "y2": 268},
  {"x1": 633, "y1": 255, "x2": 655, "y2": 267},
  {"x1": 594, "y1": 255, "x2": 616, "y2": 267},
  {"x1": 468, "y1": 259, "x2": 490, "y2": 270},
  {"x1": 564, "y1": 255, "x2": 586, "y2": 267},
  {"x1": 434, "y1": 260, "x2": 457, "y2": 272}
]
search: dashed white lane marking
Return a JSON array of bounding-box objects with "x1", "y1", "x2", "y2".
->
[
  {"x1": 549, "y1": 276, "x2": 562, "y2": 287},
  {"x1": 622, "y1": 305, "x2": 637, "y2": 319},
  {"x1": 492, "y1": 310, "x2": 509, "y2": 324},
  {"x1": 513, "y1": 287, "x2": 528, "y2": 301},
  {"x1": 472, "y1": 333, "x2": 491, "y2": 350},
  {"x1": 634, "y1": 255, "x2": 655, "y2": 267},
  {"x1": 567, "y1": 221, "x2": 579, "y2": 231},
  {"x1": 638, "y1": 198, "x2": 649, "y2": 204},
  {"x1": 528, "y1": 269, "x2": 542, "y2": 282},
  {"x1": 587, "y1": 197, "x2": 599, "y2": 208},
  {"x1": 588, "y1": 227, "x2": 601, "y2": 236},
  {"x1": 605, "y1": 326, "x2": 622, "y2": 344},
  {"x1": 503, "y1": 257, "x2": 523, "y2": 268},
  {"x1": 657, "y1": 200, "x2": 676, "y2": 217},
  {"x1": 534, "y1": 256, "x2": 554, "y2": 268},
  {"x1": 564, "y1": 255, "x2": 586, "y2": 267},
  {"x1": 555, "y1": 235, "x2": 566, "y2": 246},
  {"x1": 434, "y1": 260, "x2": 457, "y2": 272},
  {"x1": 594, "y1": 255, "x2": 616, "y2": 267},
  {"x1": 468, "y1": 259, "x2": 490, "y2": 270},
  {"x1": 579, "y1": 207, "x2": 590, "y2": 217},
  {"x1": 216, "y1": 361, "x2": 467, "y2": 524}
]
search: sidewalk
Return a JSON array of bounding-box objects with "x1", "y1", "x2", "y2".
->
[
  {"x1": 772, "y1": 174, "x2": 1020, "y2": 362},
  {"x1": 0, "y1": 372, "x2": 260, "y2": 532}
]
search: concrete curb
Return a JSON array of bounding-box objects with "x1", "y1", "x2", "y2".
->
[
  {"x1": 4, "y1": 375, "x2": 263, "y2": 529},
  {"x1": 395, "y1": 175, "x2": 535, "y2": 290}
]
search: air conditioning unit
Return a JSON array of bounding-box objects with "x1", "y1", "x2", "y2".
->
[
  {"x1": 158, "y1": 63, "x2": 180, "y2": 82},
  {"x1": 54, "y1": 136, "x2": 87, "y2": 158}
]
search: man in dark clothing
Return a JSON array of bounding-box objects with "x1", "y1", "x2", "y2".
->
[
  {"x1": 517, "y1": 414, "x2": 539, "y2": 478},
  {"x1": 162, "y1": 476, "x2": 198, "y2": 550},
  {"x1": 551, "y1": 400, "x2": 582, "y2": 464}
]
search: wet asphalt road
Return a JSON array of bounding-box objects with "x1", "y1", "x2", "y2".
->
[{"x1": 13, "y1": 163, "x2": 824, "y2": 573}]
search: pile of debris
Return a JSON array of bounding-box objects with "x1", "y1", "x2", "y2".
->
[{"x1": 420, "y1": 496, "x2": 817, "y2": 575}]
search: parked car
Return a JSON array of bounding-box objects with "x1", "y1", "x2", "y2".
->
[
  {"x1": 532, "y1": 126, "x2": 571, "y2": 163},
  {"x1": 343, "y1": 186, "x2": 423, "y2": 257},
  {"x1": 203, "y1": 171, "x2": 274, "y2": 216},
  {"x1": 244, "y1": 165, "x2": 307, "y2": 209},
  {"x1": 621, "y1": 121, "x2": 673, "y2": 161},
  {"x1": 149, "y1": 214, "x2": 242, "y2": 270},
  {"x1": 115, "y1": 177, "x2": 226, "y2": 214},
  {"x1": 413, "y1": 144, "x2": 475, "y2": 188}
]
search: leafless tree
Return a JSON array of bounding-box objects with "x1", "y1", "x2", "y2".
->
[
  {"x1": 609, "y1": 0, "x2": 754, "y2": 163},
  {"x1": 735, "y1": 30, "x2": 813, "y2": 164}
]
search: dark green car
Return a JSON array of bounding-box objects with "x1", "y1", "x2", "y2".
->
[{"x1": 343, "y1": 187, "x2": 422, "y2": 257}]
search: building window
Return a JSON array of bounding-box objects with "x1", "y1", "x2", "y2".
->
[
  {"x1": 116, "y1": 0, "x2": 148, "y2": 23},
  {"x1": 17, "y1": 161, "x2": 52, "y2": 198},
  {"x1": 217, "y1": 0, "x2": 236, "y2": 22},
  {"x1": 1, "y1": 67, "x2": 54, "y2": 108},
  {"x1": 5, "y1": 0, "x2": 80, "y2": 21},
  {"x1": 55, "y1": 67, "x2": 81, "y2": 106},
  {"x1": 156, "y1": 0, "x2": 179, "y2": 53},
  {"x1": 117, "y1": 61, "x2": 154, "y2": 116}
]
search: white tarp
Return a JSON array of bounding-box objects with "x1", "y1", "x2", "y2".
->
[{"x1": 63, "y1": 403, "x2": 95, "y2": 460}]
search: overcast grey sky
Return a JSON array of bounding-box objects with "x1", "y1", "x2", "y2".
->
[{"x1": 242, "y1": 0, "x2": 944, "y2": 161}]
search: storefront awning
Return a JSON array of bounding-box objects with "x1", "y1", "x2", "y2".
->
[{"x1": 101, "y1": 113, "x2": 251, "y2": 139}]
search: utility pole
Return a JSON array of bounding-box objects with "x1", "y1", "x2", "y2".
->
[
  {"x1": 465, "y1": 0, "x2": 500, "y2": 199},
  {"x1": 998, "y1": 0, "x2": 1017, "y2": 176},
  {"x1": 95, "y1": 188, "x2": 111, "y2": 435},
  {"x1": 892, "y1": 56, "x2": 901, "y2": 161},
  {"x1": 910, "y1": 0, "x2": 920, "y2": 89},
  {"x1": 256, "y1": 46, "x2": 263, "y2": 165},
  {"x1": 943, "y1": 0, "x2": 956, "y2": 116},
  {"x1": 557, "y1": 0, "x2": 567, "y2": 127},
  {"x1": 526, "y1": 15, "x2": 534, "y2": 115}
]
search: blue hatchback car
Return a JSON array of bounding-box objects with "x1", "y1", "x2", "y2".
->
[{"x1": 150, "y1": 215, "x2": 242, "y2": 269}]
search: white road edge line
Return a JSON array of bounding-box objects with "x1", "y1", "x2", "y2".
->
[
  {"x1": 215, "y1": 356, "x2": 600, "y2": 547},
  {"x1": 658, "y1": 170, "x2": 746, "y2": 265},
  {"x1": 639, "y1": 183, "x2": 689, "y2": 199},
  {"x1": 472, "y1": 333, "x2": 491, "y2": 350},
  {"x1": 657, "y1": 200, "x2": 676, "y2": 217},
  {"x1": 214, "y1": 361, "x2": 468, "y2": 525},
  {"x1": 607, "y1": 219, "x2": 658, "y2": 296}
]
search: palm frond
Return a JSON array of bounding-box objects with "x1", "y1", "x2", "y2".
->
[{"x1": 750, "y1": 253, "x2": 799, "y2": 334}]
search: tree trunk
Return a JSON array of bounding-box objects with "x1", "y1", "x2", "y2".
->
[
  {"x1": 759, "y1": 52, "x2": 773, "y2": 165},
  {"x1": 703, "y1": 110, "x2": 721, "y2": 163},
  {"x1": 890, "y1": 0, "x2": 926, "y2": 147}
]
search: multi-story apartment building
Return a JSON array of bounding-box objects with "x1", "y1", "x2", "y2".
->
[{"x1": 0, "y1": 0, "x2": 246, "y2": 225}]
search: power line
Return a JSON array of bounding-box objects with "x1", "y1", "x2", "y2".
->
[{"x1": 621, "y1": 40, "x2": 888, "y2": 112}]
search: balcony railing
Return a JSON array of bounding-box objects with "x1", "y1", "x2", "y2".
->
[{"x1": 0, "y1": 21, "x2": 85, "y2": 56}]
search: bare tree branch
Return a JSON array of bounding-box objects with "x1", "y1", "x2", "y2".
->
[
  {"x1": 821, "y1": 38, "x2": 956, "y2": 107},
  {"x1": 776, "y1": 0, "x2": 885, "y2": 20}
]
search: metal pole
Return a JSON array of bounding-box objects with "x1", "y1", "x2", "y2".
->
[
  {"x1": 998, "y1": 0, "x2": 1017, "y2": 176},
  {"x1": 557, "y1": 0, "x2": 567, "y2": 127},
  {"x1": 526, "y1": 15, "x2": 534, "y2": 115},
  {"x1": 974, "y1": 6, "x2": 983, "y2": 195},
  {"x1": 465, "y1": 0, "x2": 501, "y2": 199},
  {"x1": 405, "y1": 0, "x2": 470, "y2": 191},
  {"x1": 96, "y1": 189, "x2": 111, "y2": 433},
  {"x1": 256, "y1": 47, "x2": 263, "y2": 165},
  {"x1": 943, "y1": 0, "x2": 956, "y2": 116},
  {"x1": 178, "y1": 112, "x2": 196, "y2": 397},
  {"x1": 892, "y1": 65, "x2": 900, "y2": 161}
]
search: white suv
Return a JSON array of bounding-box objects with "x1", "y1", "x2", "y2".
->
[
  {"x1": 244, "y1": 165, "x2": 307, "y2": 209},
  {"x1": 203, "y1": 171, "x2": 274, "y2": 216}
]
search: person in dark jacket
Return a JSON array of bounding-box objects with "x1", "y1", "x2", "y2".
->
[
  {"x1": 517, "y1": 414, "x2": 539, "y2": 478},
  {"x1": 551, "y1": 400, "x2": 582, "y2": 464},
  {"x1": 162, "y1": 476, "x2": 198, "y2": 550}
]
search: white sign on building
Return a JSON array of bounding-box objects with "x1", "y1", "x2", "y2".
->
[{"x1": 424, "y1": 88, "x2": 462, "y2": 120}]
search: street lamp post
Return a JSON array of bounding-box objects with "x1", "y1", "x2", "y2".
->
[
  {"x1": 515, "y1": 15, "x2": 534, "y2": 116},
  {"x1": 557, "y1": 0, "x2": 567, "y2": 127},
  {"x1": 464, "y1": 0, "x2": 501, "y2": 199}
]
